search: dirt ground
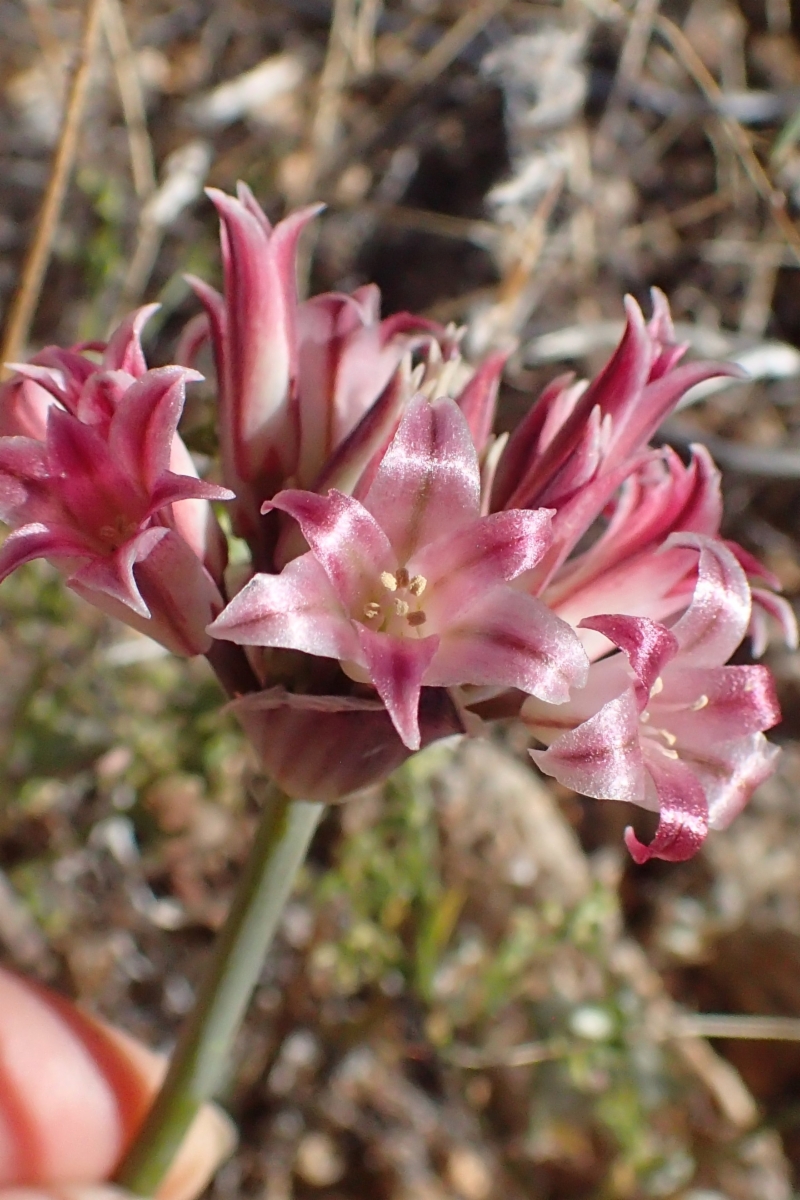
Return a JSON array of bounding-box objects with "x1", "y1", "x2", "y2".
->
[{"x1": 3, "y1": 0, "x2": 800, "y2": 1196}]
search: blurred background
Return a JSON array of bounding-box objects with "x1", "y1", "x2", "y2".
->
[{"x1": 2, "y1": 0, "x2": 800, "y2": 1195}]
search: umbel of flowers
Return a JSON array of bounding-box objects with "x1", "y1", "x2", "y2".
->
[{"x1": 0, "y1": 183, "x2": 794, "y2": 863}]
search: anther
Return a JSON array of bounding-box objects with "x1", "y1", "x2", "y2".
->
[
  {"x1": 659, "y1": 746, "x2": 679, "y2": 760},
  {"x1": 408, "y1": 574, "x2": 427, "y2": 597},
  {"x1": 407, "y1": 611, "x2": 427, "y2": 627},
  {"x1": 657, "y1": 728, "x2": 677, "y2": 746},
  {"x1": 395, "y1": 567, "x2": 410, "y2": 589},
  {"x1": 364, "y1": 602, "x2": 381, "y2": 619},
  {"x1": 691, "y1": 694, "x2": 709, "y2": 711},
  {"x1": 380, "y1": 571, "x2": 397, "y2": 591},
  {"x1": 650, "y1": 676, "x2": 664, "y2": 697},
  {"x1": 640, "y1": 710, "x2": 650, "y2": 723}
]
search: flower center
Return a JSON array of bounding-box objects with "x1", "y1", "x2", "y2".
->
[
  {"x1": 639, "y1": 677, "x2": 709, "y2": 761},
  {"x1": 362, "y1": 567, "x2": 428, "y2": 634}
]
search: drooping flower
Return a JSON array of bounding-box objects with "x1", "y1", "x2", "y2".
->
[
  {"x1": 209, "y1": 394, "x2": 588, "y2": 749},
  {"x1": 522, "y1": 538, "x2": 782, "y2": 862},
  {"x1": 0, "y1": 314, "x2": 233, "y2": 655}
]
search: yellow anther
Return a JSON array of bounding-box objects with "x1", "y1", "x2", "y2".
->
[
  {"x1": 650, "y1": 676, "x2": 664, "y2": 697},
  {"x1": 691, "y1": 694, "x2": 709, "y2": 711},
  {"x1": 380, "y1": 571, "x2": 397, "y2": 591},
  {"x1": 407, "y1": 611, "x2": 427, "y2": 627},
  {"x1": 395, "y1": 567, "x2": 410, "y2": 589},
  {"x1": 363, "y1": 601, "x2": 381, "y2": 619},
  {"x1": 659, "y1": 747, "x2": 679, "y2": 760},
  {"x1": 657, "y1": 728, "x2": 677, "y2": 746},
  {"x1": 394, "y1": 599, "x2": 410, "y2": 617},
  {"x1": 408, "y1": 574, "x2": 427, "y2": 597}
]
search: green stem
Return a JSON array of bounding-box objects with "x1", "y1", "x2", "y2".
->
[{"x1": 115, "y1": 789, "x2": 324, "y2": 1196}]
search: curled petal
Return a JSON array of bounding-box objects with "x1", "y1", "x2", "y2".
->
[
  {"x1": 579, "y1": 614, "x2": 678, "y2": 703},
  {"x1": 363, "y1": 396, "x2": 480, "y2": 561},
  {"x1": 102, "y1": 304, "x2": 160, "y2": 376},
  {"x1": 532, "y1": 690, "x2": 646, "y2": 803},
  {"x1": 356, "y1": 626, "x2": 440, "y2": 750},
  {"x1": 0, "y1": 376, "x2": 54, "y2": 440},
  {"x1": 668, "y1": 534, "x2": 751, "y2": 666},
  {"x1": 68, "y1": 527, "x2": 169, "y2": 618},
  {"x1": 429, "y1": 588, "x2": 588, "y2": 704},
  {"x1": 627, "y1": 750, "x2": 708, "y2": 863},
  {"x1": 0, "y1": 524, "x2": 93, "y2": 583},
  {"x1": 749, "y1": 587, "x2": 798, "y2": 655},
  {"x1": 268, "y1": 489, "x2": 394, "y2": 611},
  {"x1": 663, "y1": 665, "x2": 780, "y2": 749},
  {"x1": 209, "y1": 554, "x2": 360, "y2": 662}
]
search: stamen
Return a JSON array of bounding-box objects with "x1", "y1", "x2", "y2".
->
[
  {"x1": 363, "y1": 602, "x2": 381, "y2": 619},
  {"x1": 408, "y1": 574, "x2": 427, "y2": 597},
  {"x1": 640, "y1": 710, "x2": 650, "y2": 724},
  {"x1": 691, "y1": 694, "x2": 709, "y2": 711},
  {"x1": 407, "y1": 611, "x2": 427, "y2": 627},
  {"x1": 380, "y1": 571, "x2": 397, "y2": 591},
  {"x1": 657, "y1": 728, "x2": 677, "y2": 746},
  {"x1": 394, "y1": 599, "x2": 410, "y2": 617},
  {"x1": 658, "y1": 746, "x2": 679, "y2": 760},
  {"x1": 395, "y1": 567, "x2": 410, "y2": 589},
  {"x1": 650, "y1": 676, "x2": 664, "y2": 697}
]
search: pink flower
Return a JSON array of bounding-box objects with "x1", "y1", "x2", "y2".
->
[
  {"x1": 209, "y1": 395, "x2": 588, "y2": 749},
  {"x1": 523, "y1": 538, "x2": 781, "y2": 862},
  {"x1": 0, "y1": 327, "x2": 234, "y2": 655},
  {"x1": 188, "y1": 185, "x2": 444, "y2": 557}
]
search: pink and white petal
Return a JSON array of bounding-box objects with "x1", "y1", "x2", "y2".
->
[
  {"x1": 268, "y1": 488, "x2": 395, "y2": 610},
  {"x1": 102, "y1": 304, "x2": 160, "y2": 375},
  {"x1": 749, "y1": 587, "x2": 798, "y2": 655},
  {"x1": 684, "y1": 732, "x2": 780, "y2": 830},
  {"x1": 363, "y1": 396, "x2": 480, "y2": 561},
  {"x1": 454, "y1": 349, "x2": 508, "y2": 453},
  {"x1": 0, "y1": 437, "x2": 49, "y2": 481},
  {"x1": 310, "y1": 368, "x2": 407, "y2": 500},
  {"x1": 521, "y1": 652, "x2": 634, "y2": 742},
  {"x1": 46, "y1": 407, "x2": 142, "y2": 526},
  {"x1": 209, "y1": 553, "x2": 361, "y2": 662},
  {"x1": 412, "y1": 509, "x2": 554, "y2": 619},
  {"x1": 356, "y1": 626, "x2": 440, "y2": 750},
  {"x1": 148, "y1": 472, "x2": 234, "y2": 516},
  {"x1": 490, "y1": 373, "x2": 580, "y2": 511},
  {"x1": 579, "y1": 614, "x2": 678, "y2": 703},
  {"x1": 660, "y1": 664, "x2": 780, "y2": 749},
  {"x1": 626, "y1": 749, "x2": 708, "y2": 863},
  {"x1": 109, "y1": 368, "x2": 202, "y2": 492},
  {"x1": 532, "y1": 690, "x2": 647, "y2": 804},
  {"x1": 668, "y1": 534, "x2": 751, "y2": 666},
  {"x1": 0, "y1": 523, "x2": 93, "y2": 582},
  {"x1": 0, "y1": 375, "x2": 54, "y2": 440},
  {"x1": 428, "y1": 588, "x2": 588, "y2": 703}
]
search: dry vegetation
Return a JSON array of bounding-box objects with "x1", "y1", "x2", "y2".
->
[{"x1": 2, "y1": 0, "x2": 800, "y2": 1196}]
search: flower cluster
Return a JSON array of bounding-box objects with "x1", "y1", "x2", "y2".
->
[{"x1": 0, "y1": 184, "x2": 793, "y2": 861}]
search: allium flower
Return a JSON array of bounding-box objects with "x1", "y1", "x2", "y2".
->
[
  {"x1": 523, "y1": 538, "x2": 782, "y2": 862},
  {"x1": 209, "y1": 394, "x2": 588, "y2": 749},
  {"x1": 187, "y1": 185, "x2": 445, "y2": 557},
  {"x1": 0, "y1": 312, "x2": 233, "y2": 655}
]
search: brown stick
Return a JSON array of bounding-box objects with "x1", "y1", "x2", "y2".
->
[{"x1": 0, "y1": 0, "x2": 105, "y2": 373}]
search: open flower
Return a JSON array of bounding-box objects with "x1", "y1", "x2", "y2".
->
[
  {"x1": 210, "y1": 395, "x2": 588, "y2": 749},
  {"x1": 523, "y1": 538, "x2": 781, "y2": 862},
  {"x1": 0, "y1": 361, "x2": 233, "y2": 655}
]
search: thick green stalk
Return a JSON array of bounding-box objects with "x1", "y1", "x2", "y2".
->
[{"x1": 115, "y1": 789, "x2": 323, "y2": 1196}]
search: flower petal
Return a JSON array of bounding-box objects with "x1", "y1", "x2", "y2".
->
[
  {"x1": 102, "y1": 304, "x2": 160, "y2": 376},
  {"x1": 749, "y1": 587, "x2": 798, "y2": 655},
  {"x1": 109, "y1": 367, "x2": 202, "y2": 492},
  {"x1": 268, "y1": 488, "x2": 395, "y2": 611},
  {"x1": 532, "y1": 690, "x2": 647, "y2": 803},
  {"x1": 0, "y1": 524, "x2": 92, "y2": 582},
  {"x1": 626, "y1": 750, "x2": 708, "y2": 863},
  {"x1": 668, "y1": 534, "x2": 751, "y2": 666},
  {"x1": 454, "y1": 349, "x2": 508, "y2": 453},
  {"x1": 660, "y1": 664, "x2": 780, "y2": 749},
  {"x1": 209, "y1": 553, "x2": 361, "y2": 662},
  {"x1": 363, "y1": 395, "x2": 480, "y2": 561},
  {"x1": 356, "y1": 626, "x2": 440, "y2": 750},
  {"x1": 428, "y1": 587, "x2": 588, "y2": 703},
  {"x1": 578, "y1": 614, "x2": 678, "y2": 703},
  {"x1": 684, "y1": 732, "x2": 780, "y2": 830},
  {"x1": 412, "y1": 508, "x2": 554, "y2": 619},
  {"x1": 68, "y1": 527, "x2": 169, "y2": 618}
]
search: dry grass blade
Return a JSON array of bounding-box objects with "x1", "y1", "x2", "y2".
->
[
  {"x1": 0, "y1": 0, "x2": 105, "y2": 371},
  {"x1": 102, "y1": 0, "x2": 156, "y2": 201},
  {"x1": 594, "y1": 0, "x2": 661, "y2": 166},
  {"x1": 654, "y1": 13, "x2": 800, "y2": 265}
]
